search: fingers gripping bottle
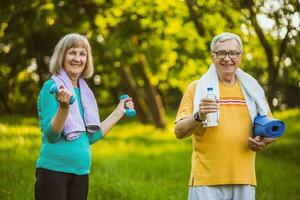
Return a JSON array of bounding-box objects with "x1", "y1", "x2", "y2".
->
[{"x1": 203, "y1": 87, "x2": 219, "y2": 127}]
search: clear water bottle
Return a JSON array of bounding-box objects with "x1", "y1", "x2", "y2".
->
[{"x1": 203, "y1": 87, "x2": 219, "y2": 127}]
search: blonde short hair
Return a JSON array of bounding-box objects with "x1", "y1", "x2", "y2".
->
[{"x1": 49, "y1": 33, "x2": 94, "y2": 78}]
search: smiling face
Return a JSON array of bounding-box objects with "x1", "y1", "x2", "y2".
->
[
  {"x1": 63, "y1": 46, "x2": 87, "y2": 81},
  {"x1": 211, "y1": 39, "x2": 242, "y2": 81}
]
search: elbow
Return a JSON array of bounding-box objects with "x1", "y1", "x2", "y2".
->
[
  {"x1": 48, "y1": 138, "x2": 59, "y2": 144},
  {"x1": 174, "y1": 126, "x2": 184, "y2": 139},
  {"x1": 46, "y1": 134, "x2": 60, "y2": 143},
  {"x1": 176, "y1": 134, "x2": 184, "y2": 140},
  {"x1": 44, "y1": 125, "x2": 61, "y2": 143}
]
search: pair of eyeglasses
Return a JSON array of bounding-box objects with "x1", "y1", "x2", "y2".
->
[{"x1": 212, "y1": 51, "x2": 242, "y2": 59}]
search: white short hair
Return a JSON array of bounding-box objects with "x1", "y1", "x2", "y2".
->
[{"x1": 210, "y1": 32, "x2": 243, "y2": 52}]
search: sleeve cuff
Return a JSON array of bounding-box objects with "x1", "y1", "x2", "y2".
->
[
  {"x1": 89, "y1": 129, "x2": 104, "y2": 145},
  {"x1": 45, "y1": 124, "x2": 62, "y2": 143},
  {"x1": 175, "y1": 114, "x2": 190, "y2": 124}
]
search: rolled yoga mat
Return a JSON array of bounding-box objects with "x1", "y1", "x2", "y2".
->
[{"x1": 253, "y1": 116, "x2": 285, "y2": 138}]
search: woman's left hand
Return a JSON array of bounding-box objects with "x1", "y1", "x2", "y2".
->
[
  {"x1": 115, "y1": 98, "x2": 134, "y2": 118},
  {"x1": 124, "y1": 97, "x2": 134, "y2": 110}
]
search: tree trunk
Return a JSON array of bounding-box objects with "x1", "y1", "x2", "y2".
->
[
  {"x1": 137, "y1": 55, "x2": 166, "y2": 129},
  {"x1": 0, "y1": 88, "x2": 11, "y2": 114},
  {"x1": 246, "y1": 0, "x2": 277, "y2": 109},
  {"x1": 119, "y1": 65, "x2": 151, "y2": 124},
  {"x1": 185, "y1": 0, "x2": 206, "y2": 37}
]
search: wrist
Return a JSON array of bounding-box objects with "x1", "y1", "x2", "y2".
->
[
  {"x1": 193, "y1": 112, "x2": 205, "y2": 122},
  {"x1": 113, "y1": 109, "x2": 124, "y2": 119},
  {"x1": 59, "y1": 104, "x2": 69, "y2": 110}
]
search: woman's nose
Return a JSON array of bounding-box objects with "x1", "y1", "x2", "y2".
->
[{"x1": 73, "y1": 54, "x2": 81, "y2": 61}]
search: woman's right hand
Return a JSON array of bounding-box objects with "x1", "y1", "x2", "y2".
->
[{"x1": 55, "y1": 85, "x2": 72, "y2": 109}]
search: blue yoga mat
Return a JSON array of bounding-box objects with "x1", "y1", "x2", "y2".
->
[{"x1": 253, "y1": 116, "x2": 285, "y2": 138}]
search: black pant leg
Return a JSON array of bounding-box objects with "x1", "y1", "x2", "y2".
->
[
  {"x1": 67, "y1": 174, "x2": 89, "y2": 200},
  {"x1": 35, "y1": 168, "x2": 68, "y2": 200}
]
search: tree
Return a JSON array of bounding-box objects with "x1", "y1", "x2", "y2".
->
[{"x1": 239, "y1": 0, "x2": 299, "y2": 108}]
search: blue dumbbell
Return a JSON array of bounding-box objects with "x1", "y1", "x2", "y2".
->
[
  {"x1": 119, "y1": 94, "x2": 136, "y2": 117},
  {"x1": 49, "y1": 84, "x2": 76, "y2": 105}
]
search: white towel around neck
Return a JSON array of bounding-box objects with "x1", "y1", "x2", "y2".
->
[{"x1": 193, "y1": 64, "x2": 269, "y2": 124}]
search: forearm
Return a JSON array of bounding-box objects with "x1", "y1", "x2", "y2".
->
[
  {"x1": 51, "y1": 106, "x2": 69, "y2": 133},
  {"x1": 174, "y1": 116, "x2": 201, "y2": 139},
  {"x1": 100, "y1": 109, "x2": 123, "y2": 136}
]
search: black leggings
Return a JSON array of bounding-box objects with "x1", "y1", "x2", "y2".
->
[{"x1": 35, "y1": 168, "x2": 89, "y2": 200}]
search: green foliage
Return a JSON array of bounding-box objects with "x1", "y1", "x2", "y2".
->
[
  {"x1": 0, "y1": 110, "x2": 300, "y2": 199},
  {"x1": 0, "y1": 0, "x2": 299, "y2": 114}
]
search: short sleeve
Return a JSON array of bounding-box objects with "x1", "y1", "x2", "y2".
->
[
  {"x1": 87, "y1": 129, "x2": 103, "y2": 145},
  {"x1": 175, "y1": 81, "x2": 198, "y2": 123}
]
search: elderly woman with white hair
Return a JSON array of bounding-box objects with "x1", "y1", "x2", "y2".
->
[
  {"x1": 35, "y1": 33, "x2": 134, "y2": 200},
  {"x1": 174, "y1": 32, "x2": 276, "y2": 200}
]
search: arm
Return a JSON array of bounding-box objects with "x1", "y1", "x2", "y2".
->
[
  {"x1": 100, "y1": 109, "x2": 124, "y2": 136},
  {"x1": 51, "y1": 107, "x2": 69, "y2": 133},
  {"x1": 174, "y1": 98, "x2": 218, "y2": 139},
  {"x1": 248, "y1": 136, "x2": 277, "y2": 151},
  {"x1": 50, "y1": 85, "x2": 73, "y2": 133},
  {"x1": 100, "y1": 99, "x2": 127, "y2": 136},
  {"x1": 38, "y1": 82, "x2": 72, "y2": 143},
  {"x1": 38, "y1": 81, "x2": 61, "y2": 143},
  {"x1": 248, "y1": 103, "x2": 277, "y2": 151},
  {"x1": 174, "y1": 116, "x2": 202, "y2": 139},
  {"x1": 174, "y1": 82, "x2": 197, "y2": 139},
  {"x1": 88, "y1": 98, "x2": 134, "y2": 144},
  {"x1": 99, "y1": 98, "x2": 134, "y2": 137},
  {"x1": 87, "y1": 107, "x2": 123, "y2": 145}
]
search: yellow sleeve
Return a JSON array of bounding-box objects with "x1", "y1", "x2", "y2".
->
[{"x1": 175, "y1": 80, "x2": 198, "y2": 123}]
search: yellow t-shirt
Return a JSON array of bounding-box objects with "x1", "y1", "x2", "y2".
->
[{"x1": 175, "y1": 80, "x2": 257, "y2": 186}]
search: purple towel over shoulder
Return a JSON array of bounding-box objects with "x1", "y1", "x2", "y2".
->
[{"x1": 51, "y1": 69, "x2": 101, "y2": 140}]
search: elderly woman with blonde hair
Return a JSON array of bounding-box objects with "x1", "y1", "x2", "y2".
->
[{"x1": 35, "y1": 33, "x2": 134, "y2": 200}]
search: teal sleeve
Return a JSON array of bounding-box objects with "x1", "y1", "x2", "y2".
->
[
  {"x1": 87, "y1": 129, "x2": 103, "y2": 145},
  {"x1": 37, "y1": 80, "x2": 62, "y2": 143}
]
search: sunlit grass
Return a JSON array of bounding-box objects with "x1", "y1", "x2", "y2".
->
[
  {"x1": 0, "y1": 116, "x2": 40, "y2": 151},
  {"x1": 0, "y1": 109, "x2": 299, "y2": 199},
  {"x1": 92, "y1": 122, "x2": 191, "y2": 158}
]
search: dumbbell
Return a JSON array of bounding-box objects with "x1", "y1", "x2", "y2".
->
[
  {"x1": 49, "y1": 84, "x2": 76, "y2": 105},
  {"x1": 119, "y1": 94, "x2": 136, "y2": 117}
]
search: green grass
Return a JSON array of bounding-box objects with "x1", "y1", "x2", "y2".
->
[
  {"x1": 255, "y1": 109, "x2": 300, "y2": 200},
  {"x1": 0, "y1": 109, "x2": 299, "y2": 199}
]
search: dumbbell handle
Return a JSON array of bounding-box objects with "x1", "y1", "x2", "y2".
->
[
  {"x1": 49, "y1": 84, "x2": 76, "y2": 105},
  {"x1": 119, "y1": 94, "x2": 136, "y2": 117}
]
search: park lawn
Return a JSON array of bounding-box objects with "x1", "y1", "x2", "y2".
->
[{"x1": 0, "y1": 109, "x2": 299, "y2": 200}]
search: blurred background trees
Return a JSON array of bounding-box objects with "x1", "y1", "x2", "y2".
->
[{"x1": 0, "y1": 0, "x2": 299, "y2": 128}]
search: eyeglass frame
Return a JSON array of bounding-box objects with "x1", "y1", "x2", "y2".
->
[{"x1": 211, "y1": 50, "x2": 242, "y2": 59}]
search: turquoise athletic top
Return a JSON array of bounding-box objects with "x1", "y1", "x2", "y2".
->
[{"x1": 36, "y1": 79, "x2": 103, "y2": 175}]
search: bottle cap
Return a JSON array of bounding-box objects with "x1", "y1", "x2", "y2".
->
[{"x1": 207, "y1": 87, "x2": 213, "y2": 91}]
